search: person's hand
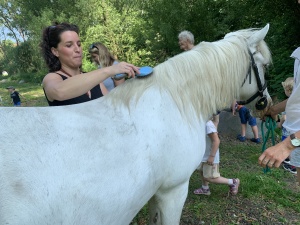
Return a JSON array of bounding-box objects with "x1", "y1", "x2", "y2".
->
[
  {"x1": 207, "y1": 155, "x2": 215, "y2": 165},
  {"x1": 258, "y1": 141, "x2": 293, "y2": 168},
  {"x1": 262, "y1": 107, "x2": 278, "y2": 121},
  {"x1": 110, "y1": 62, "x2": 140, "y2": 78},
  {"x1": 259, "y1": 107, "x2": 278, "y2": 122},
  {"x1": 261, "y1": 99, "x2": 287, "y2": 121}
]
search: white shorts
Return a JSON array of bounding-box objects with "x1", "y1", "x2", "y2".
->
[
  {"x1": 198, "y1": 162, "x2": 220, "y2": 179},
  {"x1": 290, "y1": 147, "x2": 300, "y2": 167}
]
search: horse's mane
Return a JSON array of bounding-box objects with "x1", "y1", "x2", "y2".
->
[{"x1": 108, "y1": 29, "x2": 271, "y2": 123}]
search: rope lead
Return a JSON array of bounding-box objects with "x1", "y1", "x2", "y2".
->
[{"x1": 261, "y1": 116, "x2": 277, "y2": 173}]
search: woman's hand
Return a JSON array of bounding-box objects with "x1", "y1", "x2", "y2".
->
[{"x1": 109, "y1": 62, "x2": 140, "y2": 78}]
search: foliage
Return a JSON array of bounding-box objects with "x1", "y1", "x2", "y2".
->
[
  {"x1": 0, "y1": 0, "x2": 300, "y2": 98},
  {"x1": 0, "y1": 0, "x2": 28, "y2": 44},
  {"x1": 0, "y1": 40, "x2": 15, "y2": 73}
]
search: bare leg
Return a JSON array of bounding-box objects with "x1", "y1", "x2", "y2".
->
[
  {"x1": 251, "y1": 125, "x2": 259, "y2": 139},
  {"x1": 241, "y1": 124, "x2": 247, "y2": 137},
  {"x1": 205, "y1": 176, "x2": 230, "y2": 185},
  {"x1": 149, "y1": 181, "x2": 189, "y2": 225},
  {"x1": 199, "y1": 170, "x2": 209, "y2": 186}
]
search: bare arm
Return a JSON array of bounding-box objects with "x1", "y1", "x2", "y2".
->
[
  {"x1": 231, "y1": 100, "x2": 237, "y2": 116},
  {"x1": 43, "y1": 62, "x2": 139, "y2": 102},
  {"x1": 258, "y1": 130, "x2": 300, "y2": 168},
  {"x1": 113, "y1": 77, "x2": 125, "y2": 87},
  {"x1": 207, "y1": 132, "x2": 220, "y2": 165},
  {"x1": 265, "y1": 99, "x2": 288, "y2": 120}
]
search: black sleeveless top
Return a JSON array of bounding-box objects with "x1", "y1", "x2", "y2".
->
[{"x1": 44, "y1": 73, "x2": 103, "y2": 106}]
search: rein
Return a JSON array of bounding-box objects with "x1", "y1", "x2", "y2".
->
[{"x1": 237, "y1": 50, "x2": 268, "y2": 109}]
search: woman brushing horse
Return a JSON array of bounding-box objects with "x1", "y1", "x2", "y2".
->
[
  {"x1": 0, "y1": 24, "x2": 272, "y2": 225},
  {"x1": 41, "y1": 22, "x2": 139, "y2": 106}
]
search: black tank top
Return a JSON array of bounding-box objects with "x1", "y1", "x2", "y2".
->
[{"x1": 44, "y1": 73, "x2": 103, "y2": 106}]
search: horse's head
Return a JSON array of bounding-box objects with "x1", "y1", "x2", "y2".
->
[{"x1": 225, "y1": 24, "x2": 272, "y2": 119}]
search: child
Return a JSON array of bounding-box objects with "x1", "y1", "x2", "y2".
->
[
  {"x1": 232, "y1": 100, "x2": 260, "y2": 143},
  {"x1": 193, "y1": 116, "x2": 240, "y2": 196},
  {"x1": 6, "y1": 86, "x2": 22, "y2": 106},
  {"x1": 279, "y1": 77, "x2": 297, "y2": 174}
]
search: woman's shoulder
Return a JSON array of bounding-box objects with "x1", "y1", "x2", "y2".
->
[
  {"x1": 42, "y1": 72, "x2": 66, "y2": 85},
  {"x1": 44, "y1": 72, "x2": 68, "y2": 79}
]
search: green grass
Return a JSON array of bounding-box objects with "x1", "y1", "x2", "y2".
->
[
  {"x1": 0, "y1": 80, "x2": 47, "y2": 107},
  {"x1": 1, "y1": 79, "x2": 299, "y2": 224},
  {"x1": 132, "y1": 141, "x2": 300, "y2": 224}
]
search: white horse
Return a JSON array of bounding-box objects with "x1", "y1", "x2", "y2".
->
[{"x1": 0, "y1": 24, "x2": 272, "y2": 225}]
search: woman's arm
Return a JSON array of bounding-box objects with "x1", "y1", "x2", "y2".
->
[{"x1": 43, "y1": 62, "x2": 139, "y2": 101}]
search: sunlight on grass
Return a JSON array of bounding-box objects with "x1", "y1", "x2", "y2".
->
[{"x1": 0, "y1": 81, "x2": 47, "y2": 107}]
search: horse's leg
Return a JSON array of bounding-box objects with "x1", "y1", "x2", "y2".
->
[{"x1": 149, "y1": 181, "x2": 189, "y2": 225}]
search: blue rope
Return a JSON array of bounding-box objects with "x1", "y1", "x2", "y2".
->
[{"x1": 261, "y1": 116, "x2": 277, "y2": 173}]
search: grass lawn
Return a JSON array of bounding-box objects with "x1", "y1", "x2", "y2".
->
[
  {"x1": 132, "y1": 139, "x2": 300, "y2": 225},
  {"x1": 1, "y1": 80, "x2": 299, "y2": 224},
  {"x1": 0, "y1": 80, "x2": 47, "y2": 107}
]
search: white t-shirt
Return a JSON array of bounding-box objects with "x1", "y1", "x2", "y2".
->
[
  {"x1": 283, "y1": 47, "x2": 300, "y2": 133},
  {"x1": 202, "y1": 120, "x2": 220, "y2": 164}
]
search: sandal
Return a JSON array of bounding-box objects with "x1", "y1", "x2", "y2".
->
[
  {"x1": 229, "y1": 178, "x2": 240, "y2": 195},
  {"x1": 193, "y1": 187, "x2": 211, "y2": 195}
]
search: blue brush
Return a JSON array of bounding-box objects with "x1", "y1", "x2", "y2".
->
[{"x1": 113, "y1": 66, "x2": 153, "y2": 80}]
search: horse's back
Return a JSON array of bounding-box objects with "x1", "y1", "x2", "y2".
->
[{"x1": 0, "y1": 92, "x2": 205, "y2": 224}]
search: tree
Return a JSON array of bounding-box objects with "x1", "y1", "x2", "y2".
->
[
  {"x1": 0, "y1": 0, "x2": 299, "y2": 99},
  {"x1": 0, "y1": 0, "x2": 28, "y2": 45}
]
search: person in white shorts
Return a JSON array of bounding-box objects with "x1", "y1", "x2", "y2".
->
[{"x1": 194, "y1": 116, "x2": 240, "y2": 196}]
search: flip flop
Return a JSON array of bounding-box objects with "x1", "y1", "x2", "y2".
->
[{"x1": 113, "y1": 66, "x2": 153, "y2": 80}]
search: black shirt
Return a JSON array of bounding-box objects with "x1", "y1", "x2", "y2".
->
[
  {"x1": 10, "y1": 91, "x2": 21, "y2": 104},
  {"x1": 44, "y1": 74, "x2": 103, "y2": 106}
]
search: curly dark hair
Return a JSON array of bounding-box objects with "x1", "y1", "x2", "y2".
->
[{"x1": 40, "y1": 22, "x2": 79, "y2": 72}]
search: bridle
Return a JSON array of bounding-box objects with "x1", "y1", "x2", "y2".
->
[{"x1": 237, "y1": 49, "x2": 268, "y2": 110}]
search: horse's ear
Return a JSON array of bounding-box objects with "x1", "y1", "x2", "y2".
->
[{"x1": 248, "y1": 24, "x2": 270, "y2": 46}]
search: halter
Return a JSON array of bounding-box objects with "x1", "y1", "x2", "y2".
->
[{"x1": 237, "y1": 49, "x2": 268, "y2": 110}]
